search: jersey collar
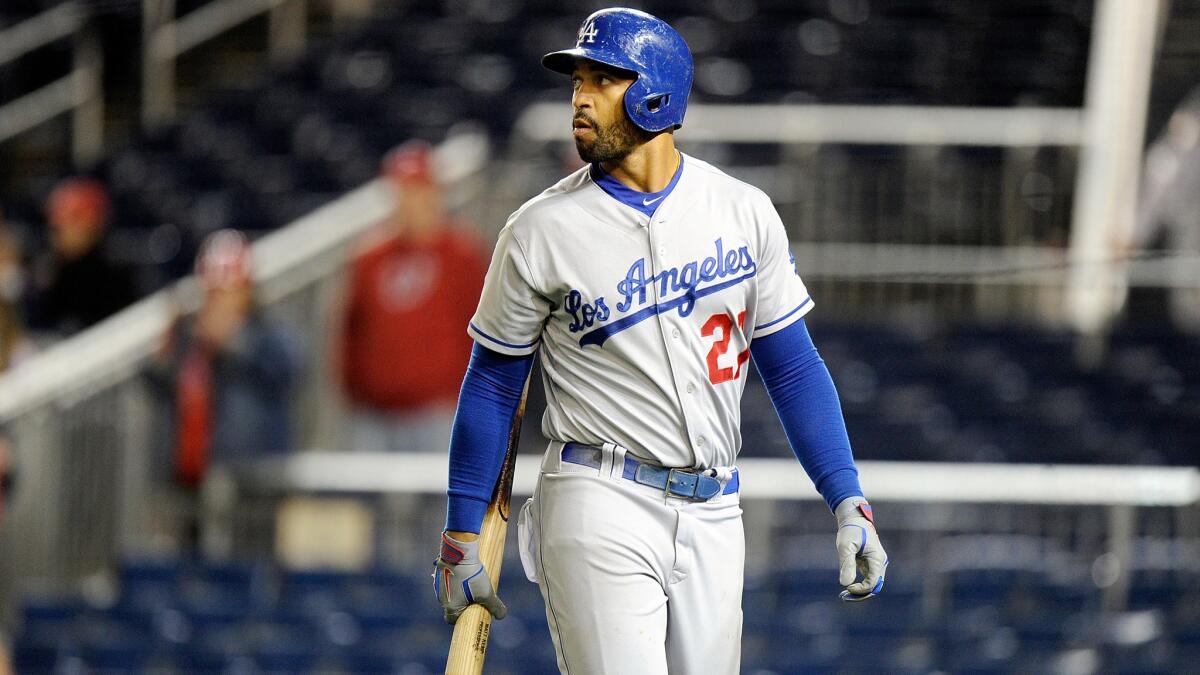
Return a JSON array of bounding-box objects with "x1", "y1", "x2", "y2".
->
[{"x1": 588, "y1": 153, "x2": 685, "y2": 218}]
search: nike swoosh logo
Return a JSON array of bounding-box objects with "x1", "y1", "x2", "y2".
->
[{"x1": 642, "y1": 195, "x2": 665, "y2": 206}]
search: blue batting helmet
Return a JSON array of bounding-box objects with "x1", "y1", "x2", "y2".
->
[{"x1": 542, "y1": 8, "x2": 693, "y2": 134}]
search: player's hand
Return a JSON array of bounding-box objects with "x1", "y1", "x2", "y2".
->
[
  {"x1": 432, "y1": 531, "x2": 507, "y2": 624},
  {"x1": 834, "y1": 497, "x2": 888, "y2": 602}
]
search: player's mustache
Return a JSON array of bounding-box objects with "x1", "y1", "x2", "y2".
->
[{"x1": 573, "y1": 112, "x2": 600, "y2": 130}]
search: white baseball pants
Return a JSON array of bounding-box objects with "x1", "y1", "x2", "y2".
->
[{"x1": 517, "y1": 443, "x2": 744, "y2": 675}]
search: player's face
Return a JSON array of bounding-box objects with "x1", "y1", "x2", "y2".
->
[{"x1": 571, "y1": 61, "x2": 651, "y2": 164}]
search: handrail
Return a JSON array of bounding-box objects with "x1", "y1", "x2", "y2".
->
[
  {"x1": 142, "y1": 0, "x2": 306, "y2": 128},
  {"x1": 0, "y1": 2, "x2": 82, "y2": 67},
  {"x1": 515, "y1": 102, "x2": 1086, "y2": 147},
  {"x1": 0, "y1": 1, "x2": 101, "y2": 165},
  {"x1": 228, "y1": 452, "x2": 1200, "y2": 507},
  {"x1": 791, "y1": 244, "x2": 1200, "y2": 288},
  {"x1": 0, "y1": 75, "x2": 77, "y2": 143},
  {"x1": 149, "y1": 0, "x2": 285, "y2": 59}
]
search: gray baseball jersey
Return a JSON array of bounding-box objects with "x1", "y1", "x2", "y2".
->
[{"x1": 468, "y1": 152, "x2": 813, "y2": 470}]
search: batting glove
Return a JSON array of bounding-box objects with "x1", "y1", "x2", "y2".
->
[
  {"x1": 433, "y1": 532, "x2": 507, "y2": 624},
  {"x1": 834, "y1": 497, "x2": 889, "y2": 602}
]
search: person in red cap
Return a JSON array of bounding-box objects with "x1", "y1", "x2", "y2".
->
[
  {"x1": 338, "y1": 140, "x2": 488, "y2": 453},
  {"x1": 148, "y1": 230, "x2": 302, "y2": 544},
  {"x1": 26, "y1": 177, "x2": 139, "y2": 335}
]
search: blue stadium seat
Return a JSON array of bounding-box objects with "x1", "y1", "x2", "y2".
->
[
  {"x1": 80, "y1": 634, "x2": 151, "y2": 673},
  {"x1": 12, "y1": 640, "x2": 66, "y2": 675},
  {"x1": 254, "y1": 641, "x2": 321, "y2": 673},
  {"x1": 279, "y1": 568, "x2": 354, "y2": 617},
  {"x1": 178, "y1": 586, "x2": 253, "y2": 634}
]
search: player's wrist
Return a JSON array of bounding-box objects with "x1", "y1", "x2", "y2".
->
[
  {"x1": 833, "y1": 495, "x2": 873, "y2": 525},
  {"x1": 439, "y1": 531, "x2": 481, "y2": 566},
  {"x1": 444, "y1": 530, "x2": 479, "y2": 543}
]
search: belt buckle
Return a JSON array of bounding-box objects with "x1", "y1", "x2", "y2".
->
[{"x1": 665, "y1": 468, "x2": 700, "y2": 501}]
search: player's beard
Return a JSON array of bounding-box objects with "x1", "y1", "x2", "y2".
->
[{"x1": 574, "y1": 111, "x2": 653, "y2": 165}]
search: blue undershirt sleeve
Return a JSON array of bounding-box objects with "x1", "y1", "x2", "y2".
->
[
  {"x1": 749, "y1": 318, "x2": 864, "y2": 512},
  {"x1": 444, "y1": 343, "x2": 536, "y2": 533}
]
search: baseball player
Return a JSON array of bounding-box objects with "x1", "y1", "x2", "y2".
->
[{"x1": 434, "y1": 8, "x2": 887, "y2": 674}]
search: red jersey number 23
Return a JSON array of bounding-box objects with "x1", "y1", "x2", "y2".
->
[{"x1": 702, "y1": 311, "x2": 749, "y2": 385}]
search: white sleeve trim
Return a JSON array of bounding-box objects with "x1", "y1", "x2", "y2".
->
[
  {"x1": 468, "y1": 322, "x2": 540, "y2": 356},
  {"x1": 753, "y1": 296, "x2": 814, "y2": 338}
]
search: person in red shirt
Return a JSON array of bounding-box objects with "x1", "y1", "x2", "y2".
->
[{"x1": 339, "y1": 140, "x2": 488, "y2": 453}]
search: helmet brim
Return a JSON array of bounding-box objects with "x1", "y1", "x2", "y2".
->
[{"x1": 541, "y1": 49, "x2": 638, "y2": 79}]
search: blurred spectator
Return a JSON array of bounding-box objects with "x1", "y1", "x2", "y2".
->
[
  {"x1": 1132, "y1": 86, "x2": 1200, "y2": 332},
  {"x1": 0, "y1": 211, "x2": 24, "y2": 306},
  {"x1": 25, "y1": 177, "x2": 138, "y2": 336},
  {"x1": 148, "y1": 230, "x2": 303, "y2": 491},
  {"x1": 0, "y1": 433, "x2": 14, "y2": 675},
  {"x1": 0, "y1": 219, "x2": 34, "y2": 372},
  {"x1": 0, "y1": 294, "x2": 33, "y2": 375},
  {"x1": 338, "y1": 140, "x2": 487, "y2": 453}
]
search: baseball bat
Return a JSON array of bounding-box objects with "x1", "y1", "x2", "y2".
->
[{"x1": 444, "y1": 376, "x2": 531, "y2": 675}]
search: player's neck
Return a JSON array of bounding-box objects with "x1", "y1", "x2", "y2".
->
[{"x1": 602, "y1": 134, "x2": 679, "y2": 193}]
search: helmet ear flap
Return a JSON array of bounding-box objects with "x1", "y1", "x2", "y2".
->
[{"x1": 624, "y1": 79, "x2": 676, "y2": 133}]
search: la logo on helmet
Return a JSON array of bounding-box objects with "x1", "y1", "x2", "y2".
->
[{"x1": 577, "y1": 19, "x2": 598, "y2": 45}]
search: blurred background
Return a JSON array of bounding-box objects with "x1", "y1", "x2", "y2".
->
[{"x1": 0, "y1": 0, "x2": 1198, "y2": 673}]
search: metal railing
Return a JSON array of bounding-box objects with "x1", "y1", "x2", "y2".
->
[
  {"x1": 0, "y1": 122, "x2": 491, "y2": 586},
  {"x1": 502, "y1": 0, "x2": 1169, "y2": 332},
  {"x1": 0, "y1": 1, "x2": 103, "y2": 167},
  {"x1": 0, "y1": 178, "x2": 391, "y2": 585},
  {"x1": 0, "y1": 0, "x2": 311, "y2": 168},
  {"x1": 141, "y1": 0, "x2": 308, "y2": 128},
  {"x1": 212, "y1": 451, "x2": 1200, "y2": 611}
]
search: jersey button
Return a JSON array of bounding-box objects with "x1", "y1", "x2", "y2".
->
[
  {"x1": 697, "y1": 436, "x2": 707, "y2": 447},
  {"x1": 672, "y1": 328, "x2": 681, "y2": 339},
  {"x1": 686, "y1": 383, "x2": 695, "y2": 394}
]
